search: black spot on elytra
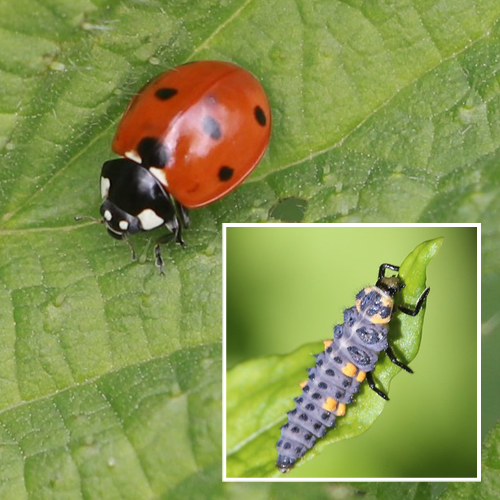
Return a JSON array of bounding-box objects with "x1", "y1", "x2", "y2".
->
[
  {"x1": 254, "y1": 105, "x2": 266, "y2": 126},
  {"x1": 202, "y1": 115, "x2": 222, "y2": 140},
  {"x1": 155, "y1": 88, "x2": 177, "y2": 100},
  {"x1": 137, "y1": 137, "x2": 169, "y2": 167},
  {"x1": 218, "y1": 166, "x2": 234, "y2": 181}
]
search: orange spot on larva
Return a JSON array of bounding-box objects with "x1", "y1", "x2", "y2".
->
[
  {"x1": 336, "y1": 403, "x2": 346, "y2": 416},
  {"x1": 322, "y1": 397, "x2": 337, "y2": 412},
  {"x1": 342, "y1": 363, "x2": 357, "y2": 377}
]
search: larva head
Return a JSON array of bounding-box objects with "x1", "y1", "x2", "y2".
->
[{"x1": 376, "y1": 275, "x2": 402, "y2": 297}]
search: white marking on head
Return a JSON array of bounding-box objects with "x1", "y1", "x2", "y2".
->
[
  {"x1": 125, "y1": 150, "x2": 142, "y2": 164},
  {"x1": 104, "y1": 210, "x2": 112, "y2": 221},
  {"x1": 150, "y1": 167, "x2": 169, "y2": 187},
  {"x1": 101, "y1": 177, "x2": 111, "y2": 199},
  {"x1": 137, "y1": 209, "x2": 164, "y2": 230},
  {"x1": 119, "y1": 220, "x2": 129, "y2": 231}
]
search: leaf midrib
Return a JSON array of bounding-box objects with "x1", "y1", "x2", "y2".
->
[{"x1": 0, "y1": 341, "x2": 220, "y2": 420}]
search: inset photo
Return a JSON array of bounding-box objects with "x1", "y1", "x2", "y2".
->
[{"x1": 223, "y1": 224, "x2": 479, "y2": 481}]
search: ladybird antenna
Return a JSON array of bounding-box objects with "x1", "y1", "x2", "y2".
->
[{"x1": 74, "y1": 215, "x2": 103, "y2": 224}]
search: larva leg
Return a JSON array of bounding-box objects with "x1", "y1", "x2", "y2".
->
[
  {"x1": 378, "y1": 263, "x2": 399, "y2": 280},
  {"x1": 385, "y1": 346, "x2": 413, "y2": 374},
  {"x1": 366, "y1": 372, "x2": 389, "y2": 401},
  {"x1": 399, "y1": 288, "x2": 430, "y2": 316}
]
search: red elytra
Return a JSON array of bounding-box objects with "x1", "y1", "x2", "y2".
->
[{"x1": 112, "y1": 60, "x2": 271, "y2": 208}]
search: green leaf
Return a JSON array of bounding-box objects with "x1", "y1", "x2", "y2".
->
[
  {"x1": 437, "y1": 420, "x2": 500, "y2": 500},
  {"x1": 226, "y1": 238, "x2": 442, "y2": 478},
  {"x1": 357, "y1": 420, "x2": 500, "y2": 500},
  {"x1": 0, "y1": 0, "x2": 494, "y2": 496}
]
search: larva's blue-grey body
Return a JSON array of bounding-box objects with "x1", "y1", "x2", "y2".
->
[{"x1": 276, "y1": 283, "x2": 396, "y2": 473}]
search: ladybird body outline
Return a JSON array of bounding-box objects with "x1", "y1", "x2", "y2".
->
[
  {"x1": 97, "y1": 60, "x2": 271, "y2": 271},
  {"x1": 276, "y1": 263, "x2": 430, "y2": 473}
]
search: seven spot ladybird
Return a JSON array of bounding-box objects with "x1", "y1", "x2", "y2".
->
[
  {"x1": 276, "y1": 263, "x2": 430, "y2": 473},
  {"x1": 97, "y1": 61, "x2": 271, "y2": 272}
]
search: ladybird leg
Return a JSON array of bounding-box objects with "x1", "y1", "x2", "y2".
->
[
  {"x1": 366, "y1": 372, "x2": 389, "y2": 401},
  {"x1": 385, "y1": 346, "x2": 413, "y2": 374},
  {"x1": 123, "y1": 234, "x2": 137, "y2": 261},
  {"x1": 157, "y1": 224, "x2": 185, "y2": 247},
  {"x1": 155, "y1": 232, "x2": 177, "y2": 248},
  {"x1": 154, "y1": 244, "x2": 165, "y2": 276},
  {"x1": 174, "y1": 221, "x2": 186, "y2": 247},
  {"x1": 378, "y1": 263, "x2": 399, "y2": 280},
  {"x1": 163, "y1": 214, "x2": 185, "y2": 247},
  {"x1": 398, "y1": 287, "x2": 430, "y2": 316},
  {"x1": 175, "y1": 200, "x2": 190, "y2": 228}
]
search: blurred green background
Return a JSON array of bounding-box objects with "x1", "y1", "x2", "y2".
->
[{"x1": 226, "y1": 226, "x2": 477, "y2": 478}]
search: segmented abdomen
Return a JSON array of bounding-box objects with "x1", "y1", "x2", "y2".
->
[{"x1": 276, "y1": 286, "x2": 392, "y2": 472}]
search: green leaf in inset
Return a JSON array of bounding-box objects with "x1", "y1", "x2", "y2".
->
[{"x1": 226, "y1": 238, "x2": 442, "y2": 478}]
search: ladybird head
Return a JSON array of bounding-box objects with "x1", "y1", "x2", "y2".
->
[
  {"x1": 376, "y1": 275, "x2": 402, "y2": 297},
  {"x1": 100, "y1": 199, "x2": 141, "y2": 240},
  {"x1": 99, "y1": 158, "x2": 177, "y2": 240}
]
